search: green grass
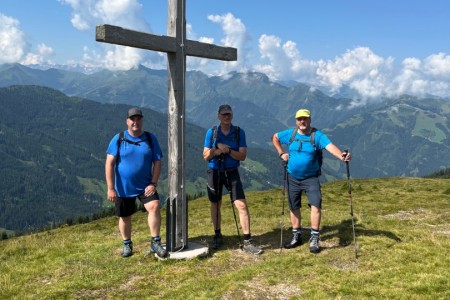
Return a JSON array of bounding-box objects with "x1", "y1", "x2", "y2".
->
[
  {"x1": 1, "y1": 177, "x2": 449, "y2": 299},
  {"x1": 412, "y1": 111, "x2": 447, "y2": 143},
  {"x1": 242, "y1": 157, "x2": 269, "y2": 173}
]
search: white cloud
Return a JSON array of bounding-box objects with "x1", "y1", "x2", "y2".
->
[
  {"x1": 60, "y1": 0, "x2": 159, "y2": 70},
  {"x1": 253, "y1": 34, "x2": 317, "y2": 82},
  {"x1": 22, "y1": 44, "x2": 55, "y2": 65},
  {"x1": 0, "y1": 13, "x2": 29, "y2": 63},
  {"x1": 316, "y1": 47, "x2": 394, "y2": 96},
  {"x1": 59, "y1": 0, "x2": 147, "y2": 31},
  {"x1": 423, "y1": 53, "x2": 450, "y2": 80},
  {"x1": 205, "y1": 13, "x2": 250, "y2": 74},
  {"x1": 0, "y1": 13, "x2": 53, "y2": 65},
  {"x1": 250, "y1": 35, "x2": 450, "y2": 99},
  {"x1": 104, "y1": 46, "x2": 142, "y2": 70},
  {"x1": 184, "y1": 13, "x2": 250, "y2": 75}
]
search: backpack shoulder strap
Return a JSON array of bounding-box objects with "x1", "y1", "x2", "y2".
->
[
  {"x1": 211, "y1": 126, "x2": 218, "y2": 148},
  {"x1": 119, "y1": 131, "x2": 125, "y2": 142},
  {"x1": 310, "y1": 127, "x2": 323, "y2": 176},
  {"x1": 289, "y1": 127, "x2": 298, "y2": 145},
  {"x1": 118, "y1": 131, "x2": 153, "y2": 157},
  {"x1": 234, "y1": 126, "x2": 240, "y2": 144},
  {"x1": 310, "y1": 128, "x2": 317, "y2": 150},
  {"x1": 116, "y1": 131, "x2": 125, "y2": 159},
  {"x1": 144, "y1": 131, "x2": 153, "y2": 150}
]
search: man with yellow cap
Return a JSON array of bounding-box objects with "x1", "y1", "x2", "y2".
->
[{"x1": 272, "y1": 108, "x2": 351, "y2": 253}]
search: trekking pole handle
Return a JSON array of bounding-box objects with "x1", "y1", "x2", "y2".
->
[
  {"x1": 343, "y1": 150, "x2": 350, "y2": 178},
  {"x1": 343, "y1": 149, "x2": 352, "y2": 194},
  {"x1": 342, "y1": 149, "x2": 349, "y2": 159}
]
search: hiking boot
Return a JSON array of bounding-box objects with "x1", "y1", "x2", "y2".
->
[
  {"x1": 309, "y1": 234, "x2": 320, "y2": 253},
  {"x1": 211, "y1": 233, "x2": 224, "y2": 250},
  {"x1": 149, "y1": 239, "x2": 168, "y2": 258},
  {"x1": 284, "y1": 231, "x2": 302, "y2": 249},
  {"x1": 242, "y1": 239, "x2": 263, "y2": 255},
  {"x1": 121, "y1": 242, "x2": 133, "y2": 257}
]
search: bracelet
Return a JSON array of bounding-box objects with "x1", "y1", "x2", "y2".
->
[
  {"x1": 279, "y1": 152, "x2": 285, "y2": 158},
  {"x1": 150, "y1": 182, "x2": 158, "y2": 187}
]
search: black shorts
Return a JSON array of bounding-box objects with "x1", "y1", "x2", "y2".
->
[
  {"x1": 207, "y1": 168, "x2": 245, "y2": 203},
  {"x1": 115, "y1": 192, "x2": 160, "y2": 217},
  {"x1": 287, "y1": 174, "x2": 322, "y2": 210}
]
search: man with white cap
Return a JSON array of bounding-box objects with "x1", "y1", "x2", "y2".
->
[{"x1": 272, "y1": 109, "x2": 351, "y2": 253}]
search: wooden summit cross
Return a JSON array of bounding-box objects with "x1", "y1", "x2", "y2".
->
[{"x1": 96, "y1": 0, "x2": 237, "y2": 252}]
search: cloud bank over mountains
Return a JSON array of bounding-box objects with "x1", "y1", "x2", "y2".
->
[{"x1": 1, "y1": 0, "x2": 450, "y2": 100}]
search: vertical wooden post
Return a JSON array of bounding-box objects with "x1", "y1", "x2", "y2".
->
[{"x1": 166, "y1": 0, "x2": 187, "y2": 251}]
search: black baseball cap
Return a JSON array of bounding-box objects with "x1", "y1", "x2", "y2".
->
[
  {"x1": 127, "y1": 107, "x2": 143, "y2": 118},
  {"x1": 218, "y1": 104, "x2": 232, "y2": 114}
]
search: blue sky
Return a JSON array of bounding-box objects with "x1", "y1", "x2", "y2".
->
[{"x1": 2, "y1": 0, "x2": 450, "y2": 99}]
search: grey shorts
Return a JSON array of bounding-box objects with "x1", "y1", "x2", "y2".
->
[
  {"x1": 207, "y1": 168, "x2": 245, "y2": 202},
  {"x1": 287, "y1": 174, "x2": 322, "y2": 210},
  {"x1": 115, "y1": 192, "x2": 160, "y2": 217}
]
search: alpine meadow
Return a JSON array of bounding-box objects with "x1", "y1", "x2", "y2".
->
[
  {"x1": 0, "y1": 178, "x2": 449, "y2": 299},
  {"x1": 0, "y1": 63, "x2": 449, "y2": 299}
]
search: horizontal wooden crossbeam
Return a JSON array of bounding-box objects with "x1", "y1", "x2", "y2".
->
[{"x1": 96, "y1": 24, "x2": 237, "y2": 61}]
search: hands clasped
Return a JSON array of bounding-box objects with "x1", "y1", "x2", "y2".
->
[{"x1": 216, "y1": 143, "x2": 231, "y2": 155}]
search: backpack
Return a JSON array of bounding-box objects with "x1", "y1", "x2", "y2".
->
[
  {"x1": 288, "y1": 127, "x2": 323, "y2": 176},
  {"x1": 117, "y1": 131, "x2": 153, "y2": 159},
  {"x1": 210, "y1": 125, "x2": 240, "y2": 148}
]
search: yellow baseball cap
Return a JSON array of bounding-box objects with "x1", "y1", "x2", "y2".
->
[{"x1": 295, "y1": 109, "x2": 311, "y2": 118}]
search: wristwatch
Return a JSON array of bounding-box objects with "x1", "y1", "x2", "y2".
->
[{"x1": 151, "y1": 182, "x2": 158, "y2": 187}]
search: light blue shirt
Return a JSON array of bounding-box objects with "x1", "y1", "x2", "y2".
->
[{"x1": 277, "y1": 128, "x2": 330, "y2": 180}]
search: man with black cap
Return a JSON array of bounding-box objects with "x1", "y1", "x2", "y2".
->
[
  {"x1": 272, "y1": 108, "x2": 351, "y2": 253},
  {"x1": 202, "y1": 104, "x2": 263, "y2": 255},
  {"x1": 105, "y1": 107, "x2": 168, "y2": 258}
]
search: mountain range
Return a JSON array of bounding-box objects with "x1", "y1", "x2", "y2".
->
[
  {"x1": 1, "y1": 63, "x2": 449, "y2": 231},
  {"x1": 1, "y1": 63, "x2": 449, "y2": 176}
]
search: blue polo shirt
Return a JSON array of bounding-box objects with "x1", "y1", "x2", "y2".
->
[
  {"x1": 107, "y1": 131, "x2": 162, "y2": 197},
  {"x1": 204, "y1": 125, "x2": 246, "y2": 170}
]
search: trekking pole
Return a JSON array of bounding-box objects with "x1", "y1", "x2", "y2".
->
[
  {"x1": 343, "y1": 150, "x2": 358, "y2": 259},
  {"x1": 280, "y1": 160, "x2": 287, "y2": 252},
  {"x1": 215, "y1": 155, "x2": 222, "y2": 241},
  {"x1": 223, "y1": 167, "x2": 243, "y2": 249}
]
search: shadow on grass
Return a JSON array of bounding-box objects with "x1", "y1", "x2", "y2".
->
[
  {"x1": 189, "y1": 218, "x2": 402, "y2": 255},
  {"x1": 320, "y1": 218, "x2": 402, "y2": 250}
]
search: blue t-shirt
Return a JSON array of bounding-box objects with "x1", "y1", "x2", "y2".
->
[
  {"x1": 204, "y1": 125, "x2": 247, "y2": 170},
  {"x1": 106, "y1": 131, "x2": 163, "y2": 197},
  {"x1": 277, "y1": 128, "x2": 331, "y2": 180}
]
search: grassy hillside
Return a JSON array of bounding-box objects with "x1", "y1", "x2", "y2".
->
[{"x1": 1, "y1": 177, "x2": 449, "y2": 299}]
